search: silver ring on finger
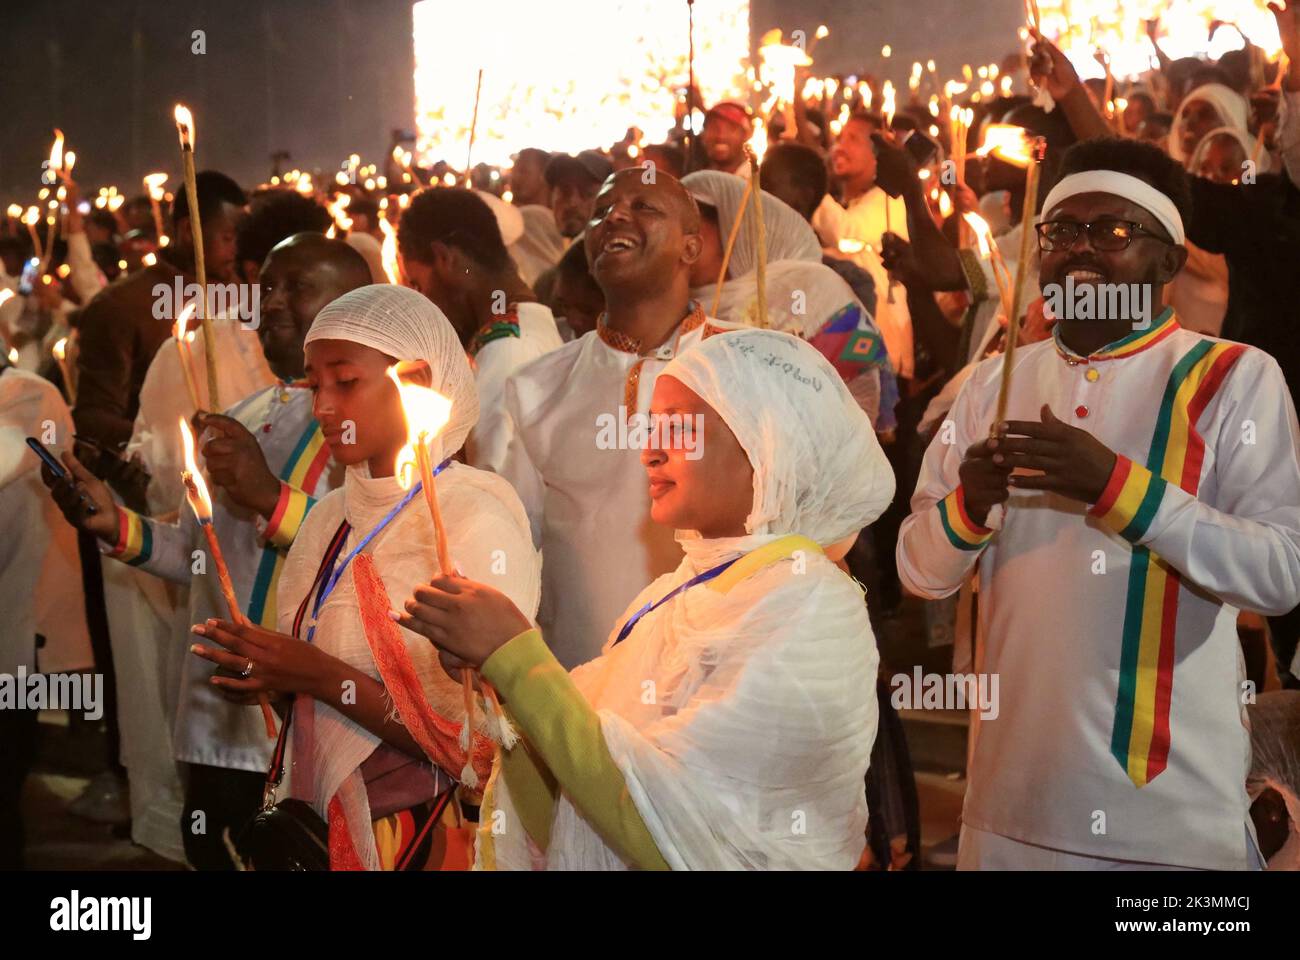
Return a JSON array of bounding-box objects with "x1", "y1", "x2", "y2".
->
[{"x1": 241, "y1": 659, "x2": 255, "y2": 678}]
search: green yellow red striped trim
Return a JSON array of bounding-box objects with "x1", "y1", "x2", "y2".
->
[
  {"x1": 263, "y1": 484, "x2": 314, "y2": 549},
  {"x1": 107, "y1": 508, "x2": 152, "y2": 566},
  {"x1": 1090, "y1": 456, "x2": 1167, "y2": 543},
  {"x1": 937, "y1": 485, "x2": 994, "y2": 551},
  {"x1": 248, "y1": 418, "x2": 327, "y2": 626},
  {"x1": 1104, "y1": 339, "x2": 1245, "y2": 787},
  {"x1": 1053, "y1": 307, "x2": 1178, "y2": 364}
]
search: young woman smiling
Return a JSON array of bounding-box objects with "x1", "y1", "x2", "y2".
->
[{"x1": 398, "y1": 328, "x2": 896, "y2": 870}]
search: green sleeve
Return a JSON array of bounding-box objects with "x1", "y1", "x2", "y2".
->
[{"x1": 483, "y1": 629, "x2": 670, "y2": 871}]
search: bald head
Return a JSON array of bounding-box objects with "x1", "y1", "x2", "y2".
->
[
  {"x1": 608, "y1": 164, "x2": 702, "y2": 231},
  {"x1": 258, "y1": 232, "x2": 373, "y2": 379},
  {"x1": 267, "y1": 232, "x2": 373, "y2": 291},
  {"x1": 585, "y1": 166, "x2": 704, "y2": 300}
]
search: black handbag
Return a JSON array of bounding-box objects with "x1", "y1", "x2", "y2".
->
[
  {"x1": 235, "y1": 699, "x2": 330, "y2": 871},
  {"x1": 234, "y1": 519, "x2": 353, "y2": 871}
]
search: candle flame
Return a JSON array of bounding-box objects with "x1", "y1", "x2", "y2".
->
[
  {"x1": 963, "y1": 212, "x2": 996, "y2": 258},
  {"x1": 882, "y1": 81, "x2": 896, "y2": 127},
  {"x1": 144, "y1": 172, "x2": 168, "y2": 200},
  {"x1": 178, "y1": 416, "x2": 214, "y2": 521},
  {"x1": 49, "y1": 129, "x2": 65, "y2": 174},
  {"x1": 386, "y1": 365, "x2": 452, "y2": 490},
  {"x1": 174, "y1": 104, "x2": 195, "y2": 149},
  {"x1": 7, "y1": 204, "x2": 22, "y2": 219},
  {"x1": 53, "y1": 337, "x2": 67, "y2": 361},
  {"x1": 975, "y1": 124, "x2": 1034, "y2": 167},
  {"x1": 838, "y1": 238, "x2": 867, "y2": 254},
  {"x1": 6, "y1": 347, "x2": 17, "y2": 365},
  {"x1": 173, "y1": 301, "x2": 198, "y2": 341}
]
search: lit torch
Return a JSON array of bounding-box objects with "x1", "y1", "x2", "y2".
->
[
  {"x1": 143, "y1": 173, "x2": 169, "y2": 244},
  {"x1": 179, "y1": 416, "x2": 277, "y2": 738},
  {"x1": 175, "y1": 104, "x2": 219, "y2": 410},
  {"x1": 386, "y1": 363, "x2": 492, "y2": 782},
  {"x1": 173, "y1": 302, "x2": 202, "y2": 411},
  {"x1": 53, "y1": 337, "x2": 75, "y2": 404}
]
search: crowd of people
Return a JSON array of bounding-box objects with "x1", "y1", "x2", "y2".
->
[{"x1": 3, "y1": 6, "x2": 1300, "y2": 872}]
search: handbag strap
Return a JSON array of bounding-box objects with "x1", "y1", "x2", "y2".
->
[{"x1": 264, "y1": 517, "x2": 353, "y2": 806}]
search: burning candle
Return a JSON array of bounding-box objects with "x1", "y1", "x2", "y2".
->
[
  {"x1": 23, "y1": 207, "x2": 43, "y2": 260},
  {"x1": 173, "y1": 302, "x2": 202, "y2": 411},
  {"x1": 993, "y1": 137, "x2": 1045, "y2": 432},
  {"x1": 179, "y1": 416, "x2": 277, "y2": 738},
  {"x1": 53, "y1": 337, "x2": 75, "y2": 404},
  {"x1": 387, "y1": 364, "x2": 490, "y2": 783},
  {"x1": 175, "y1": 104, "x2": 219, "y2": 410},
  {"x1": 963, "y1": 212, "x2": 1015, "y2": 316},
  {"x1": 46, "y1": 129, "x2": 64, "y2": 184},
  {"x1": 143, "y1": 172, "x2": 168, "y2": 242}
]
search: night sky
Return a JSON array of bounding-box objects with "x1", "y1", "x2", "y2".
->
[{"x1": 0, "y1": 0, "x2": 1021, "y2": 201}]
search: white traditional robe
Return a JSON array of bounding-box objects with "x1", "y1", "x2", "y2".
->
[
  {"x1": 897, "y1": 311, "x2": 1300, "y2": 869},
  {"x1": 814, "y1": 188, "x2": 913, "y2": 377},
  {"x1": 0, "y1": 367, "x2": 91, "y2": 677},
  {"x1": 501, "y1": 317, "x2": 723, "y2": 668},
  {"x1": 467, "y1": 301, "x2": 563, "y2": 474}
]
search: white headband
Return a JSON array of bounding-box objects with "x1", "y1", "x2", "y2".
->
[{"x1": 1041, "y1": 170, "x2": 1185, "y2": 245}]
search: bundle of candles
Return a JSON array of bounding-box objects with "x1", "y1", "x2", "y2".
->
[
  {"x1": 179, "y1": 417, "x2": 279, "y2": 739},
  {"x1": 387, "y1": 364, "x2": 515, "y2": 791}
]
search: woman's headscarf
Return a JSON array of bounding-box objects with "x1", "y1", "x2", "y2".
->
[
  {"x1": 290, "y1": 283, "x2": 539, "y2": 870},
  {"x1": 305, "y1": 283, "x2": 479, "y2": 463},
  {"x1": 663, "y1": 328, "x2": 895, "y2": 549},
  {"x1": 1170, "y1": 83, "x2": 1250, "y2": 165},
  {"x1": 484, "y1": 328, "x2": 895, "y2": 871},
  {"x1": 1189, "y1": 124, "x2": 1271, "y2": 176},
  {"x1": 681, "y1": 170, "x2": 822, "y2": 280}
]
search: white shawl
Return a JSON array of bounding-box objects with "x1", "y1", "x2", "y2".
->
[
  {"x1": 281, "y1": 285, "x2": 540, "y2": 869},
  {"x1": 495, "y1": 328, "x2": 895, "y2": 870}
]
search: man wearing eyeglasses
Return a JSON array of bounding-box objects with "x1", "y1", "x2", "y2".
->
[{"x1": 897, "y1": 137, "x2": 1300, "y2": 870}]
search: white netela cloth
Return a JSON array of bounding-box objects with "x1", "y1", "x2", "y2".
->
[
  {"x1": 499, "y1": 329, "x2": 896, "y2": 870},
  {"x1": 284, "y1": 285, "x2": 539, "y2": 869}
]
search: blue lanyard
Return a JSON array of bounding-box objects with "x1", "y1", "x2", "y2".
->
[
  {"x1": 613, "y1": 555, "x2": 740, "y2": 646},
  {"x1": 306, "y1": 457, "x2": 451, "y2": 643}
]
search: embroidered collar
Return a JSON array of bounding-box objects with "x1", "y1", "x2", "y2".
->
[
  {"x1": 1052, "y1": 308, "x2": 1179, "y2": 365},
  {"x1": 596, "y1": 301, "x2": 706, "y2": 357}
]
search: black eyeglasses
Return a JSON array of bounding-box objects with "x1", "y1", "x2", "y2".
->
[{"x1": 1035, "y1": 218, "x2": 1173, "y2": 252}]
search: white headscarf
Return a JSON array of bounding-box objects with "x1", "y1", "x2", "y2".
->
[
  {"x1": 1188, "y1": 124, "x2": 1271, "y2": 176},
  {"x1": 306, "y1": 283, "x2": 479, "y2": 463},
  {"x1": 683, "y1": 171, "x2": 862, "y2": 341},
  {"x1": 1170, "y1": 83, "x2": 1250, "y2": 164},
  {"x1": 287, "y1": 284, "x2": 538, "y2": 869},
  {"x1": 666, "y1": 328, "x2": 894, "y2": 551},
  {"x1": 343, "y1": 233, "x2": 389, "y2": 285},
  {"x1": 487, "y1": 329, "x2": 895, "y2": 871}
]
